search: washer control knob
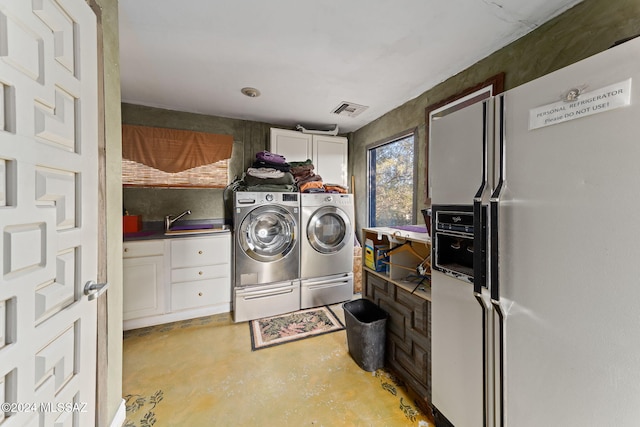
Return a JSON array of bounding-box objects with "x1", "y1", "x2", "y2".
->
[
  {"x1": 265, "y1": 194, "x2": 274, "y2": 202},
  {"x1": 325, "y1": 196, "x2": 333, "y2": 202}
]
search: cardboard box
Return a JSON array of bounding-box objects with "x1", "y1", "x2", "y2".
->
[
  {"x1": 364, "y1": 239, "x2": 375, "y2": 269},
  {"x1": 364, "y1": 239, "x2": 376, "y2": 270},
  {"x1": 373, "y1": 245, "x2": 389, "y2": 273},
  {"x1": 364, "y1": 238, "x2": 389, "y2": 272},
  {"x1": 123, "y1": 215, "x2": 142, "y2": 233},
  {"x1": 353, "y1": 246, "x2": 362, "y2": 293}
]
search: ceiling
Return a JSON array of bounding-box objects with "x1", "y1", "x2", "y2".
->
[{"x1": 118, "y1": 0, "x2": 584, "y2": 134}]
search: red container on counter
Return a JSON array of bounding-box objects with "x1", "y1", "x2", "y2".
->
[{"x1": 123, "y1": 215, "x2": 142, "y2": 233}]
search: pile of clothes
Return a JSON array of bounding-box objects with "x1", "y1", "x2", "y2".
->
[
  {"x1": 324, "y1": 183, "x2": 348, "y2": 194},
  {"x1": 289, "y1": 160, "x2": 348, "y2": 193},
  {"x1": 229, "y1": 151, "x2": 350, "y2": 194},
  {"x1": 241, "y1": 151, "x2": 296, "y2": 192},
  {"x1": 290, "y1": 159, "x2": 323, "y2": 193}
]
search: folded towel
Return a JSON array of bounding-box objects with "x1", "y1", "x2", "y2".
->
[
  {"x1": 297, "y1": 174, "x2": 323, "y2": 186},
  {"x1": 300, "y1": 181, "x2": 324, "y2": 193},
  {"x1": 304, "y1": 187, "x2": 326, "y2": 193},
  {"x1": 247, "y1": 167, "x2": 285, "y2": 179},
  {"x1": 245, "y1": 184, "x2": 297, "y2": 192},
  {"x1": 252, "y1": 160, "x2": 291, "y2": 172},
  {"x1": 290, "y1": 164, "x2": 314, "y2": 175},
  {"x1": 243, "y1": 172, "x2": 295, "y2": 186},
  {"x1": 289, "y1": 159, "x2": 313, "y2": 167},
  {"x1": 256, "y1": 150, "x2": 287, "y2": 165},
  {"x1": 324, "y1": 184, "x2": 347, "y2": 193},
  {"x1": 292, "y1": 170, "x2": 314, "y2": 183},
  {"x1": 291, "y1": 164, "x2": 316, "y2": 183}
]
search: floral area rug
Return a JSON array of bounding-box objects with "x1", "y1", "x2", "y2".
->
[{"x1": 249, "y1": 306, "x2": 344, "y2": 351}]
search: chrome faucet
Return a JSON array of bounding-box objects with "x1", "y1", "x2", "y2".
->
[{"x1": 165, "y1": 209, "x2": 191, "y2": 231}]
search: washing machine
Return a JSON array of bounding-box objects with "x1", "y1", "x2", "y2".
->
[
  {"x1": 300, "y1": 193, "x2": 355, "y2": 309},
  {"x1": 233, "y1": 191, "x2": 301, "y2": 322}
]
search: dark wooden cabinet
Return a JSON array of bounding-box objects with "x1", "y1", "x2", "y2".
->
[
  {"x1": 361, "y1": 227, "x2": 432, "y2": 411},
  {"x1": 364, "y1": 271, "x2": 431, "y2": 409}
]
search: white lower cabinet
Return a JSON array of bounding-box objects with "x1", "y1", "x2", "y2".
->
[
  {"x1": 123, "y1": 257, "x2": 164, "y2": 319},
  {"x1": 123, "y1": 241, "x2": 165, "y2": 321},
  {"x1": 123, "y1": 233, "x2": 231, "y2": 330},
  {"x1": 170, "y1": 235, "x2": 231, "y2": 313}
]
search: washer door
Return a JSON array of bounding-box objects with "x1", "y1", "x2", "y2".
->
[
  {"x1": 307, "y1": 206, "x2": 351, "y2": 254},
  {"x1": 239, "y1": 205, "x2": 297, "y2": 262}
]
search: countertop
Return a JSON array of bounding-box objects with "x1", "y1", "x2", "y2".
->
[
  {"x1": 123, "y1": 219, "x2": 231, "y2": 241},
  {"x1": 363, "y1": 225, "x2": 430, "y2": 243}
]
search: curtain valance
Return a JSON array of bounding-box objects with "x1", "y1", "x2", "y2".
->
[{"x1": 122, "y1": 124, "x2": 233, "y2": 173}]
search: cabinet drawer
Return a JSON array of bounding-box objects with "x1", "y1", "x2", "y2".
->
[
  {"x1": 170, "y1": 236, "x2": 230, "y2": 268},
  {"x1": 171, "y1": 277, "x2": 231, "y2": 311},
  {"x1": 171, "y1": 264, "x2": 229, "y2": 283},
  {"x1": 123, "y1": 240, "x2": 164, "y2": 258}
]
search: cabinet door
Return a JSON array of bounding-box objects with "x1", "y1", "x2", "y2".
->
[
  {"x1": 313, "y1": 135, "x2": 348, "y2": 187},
  {"x1": 270, "y1": 128, "x2": 313, "y2": 162},
  {"x1": 123, "y1": 255, "x2": 165, "y2": 320}
]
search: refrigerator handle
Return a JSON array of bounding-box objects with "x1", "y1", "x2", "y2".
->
[
  {"x1": 473, "y1": 101, "x2": 489, "y2": 294},
  {"x1": 490, "y1": 94, "x2": 505, "y2": 302},
  {"x1": 491, "y1": 300, "x2": 506, "y2": 427},
  {"x1": 474, "y1": 292, "x2": 491, "y2": 427},
  {"x1": 490, "y1": 94, "x2": 506, "y2": 427},
  {"x1": 472, "y1": 200, "x2": 486, "y2": 294},
  {"x1": 472, "y1": 100, "x2": 490, "y2": 427}
]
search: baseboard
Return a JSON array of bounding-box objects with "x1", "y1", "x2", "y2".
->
[
  {"x1": 109, "y1": 398, "x2": 126, "y2": 427},
  {"x1": 123, "y1": 304, "x2": 232, "y2": 330}
]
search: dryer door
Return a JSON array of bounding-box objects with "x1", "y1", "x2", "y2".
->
[
  {"x1": 239, "y1": 205, "x2": 297, "y2": 262},
  {"x1": 307, "y1": 206, "x2": 351, "y2": 254}
]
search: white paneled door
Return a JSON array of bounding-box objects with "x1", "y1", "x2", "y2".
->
[{"x1": 0, "y1": 0, "x2": 100, "y2": 425}]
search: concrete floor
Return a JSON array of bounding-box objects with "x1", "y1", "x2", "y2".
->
[{"x1": 122, "y1": 304, "x2": 434, "y2": 426}]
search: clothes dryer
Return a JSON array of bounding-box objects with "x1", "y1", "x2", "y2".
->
[
  {"x1": 233, "y1": 192, "x2": 300, "y2": 322},
  {"x1": 300, "y1": 193, "x2": 354, "y2": 308}
]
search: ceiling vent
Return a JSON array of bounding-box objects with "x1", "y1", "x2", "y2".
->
[{"x1": 331, "y1": 101, "x2": 369, "y2": 117}]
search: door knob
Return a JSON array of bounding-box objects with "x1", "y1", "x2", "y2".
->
[{"x1": 84, "y1": 280, "x2": 110, "y2": 301}]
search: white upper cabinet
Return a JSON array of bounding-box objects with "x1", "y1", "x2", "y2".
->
[
  {"x1": 270, "y1": 128, "x2": 348, "y2": 187},
  {"x1": 270, "y1": 128, "x2": 313, "y2": 162},
  {"x1": 312, "y1": 134, "x2": 349, "y2": 187}
]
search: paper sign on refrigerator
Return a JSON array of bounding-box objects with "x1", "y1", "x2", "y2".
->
[{"x1": 529, "y1": 78, "x2": 631, "y2": 130}]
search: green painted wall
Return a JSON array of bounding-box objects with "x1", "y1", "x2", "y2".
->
[{"x1": 349, "y1": 0, "x2": 640, "y2": 232}]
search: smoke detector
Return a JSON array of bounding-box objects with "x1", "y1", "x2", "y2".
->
[{"x1": 331, "y1": 101, "x2": 369, "y2": 117}]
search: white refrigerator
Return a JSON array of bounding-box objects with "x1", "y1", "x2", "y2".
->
[{"x1": 429, "y1": 36, "x2": 640, "y2": 427}]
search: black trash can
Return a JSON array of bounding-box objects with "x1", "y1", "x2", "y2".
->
[{"x1": 343, "y1": 299, "x2": 388, "y2": 372}]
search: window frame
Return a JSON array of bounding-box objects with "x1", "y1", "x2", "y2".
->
[{"x1": 366, "y1": 128, "x2": 418, "y2": 227}]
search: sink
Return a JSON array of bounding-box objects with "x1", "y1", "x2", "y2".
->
[
  {"x1": 171, "y1": 223, "x2": 215, "y2": 231},
  {"x1": 164, "y1": 223, "x2": 230, "y2": 236}
]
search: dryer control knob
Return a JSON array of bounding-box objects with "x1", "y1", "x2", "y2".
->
[
  {"x1": 325, "y1": 196, "x2": 333, "y2": 202},
  {"x1": 265, "y1": 194, "x2": 274, "y2": 202}
]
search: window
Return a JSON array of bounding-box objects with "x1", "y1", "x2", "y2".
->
[{"x1": 367, "y1": 131, "x2": 416, "y2": 227}]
